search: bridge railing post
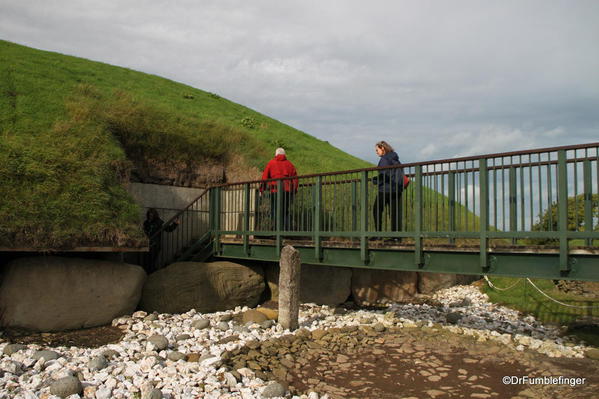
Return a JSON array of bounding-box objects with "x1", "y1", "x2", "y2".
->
[
  {"x1": 360, "y1": 171, "x2": 368, "y2": 263},
  {"x1": 509, "y1": 166, "x2": 518, "y2": 245},
  {"x1": 519, "y1": 156, "x2": 525, "y2": 234},
  {"x1": 479, "y1": 159, "x2": 489, "y2": 271},
  {"x1": 448, "y1": 171, "x2": 456, "y2": 244},
  {"x1": 351, "y1": 180, "x2": 358, "y2": 232},
  {"x1": 276, "y1": 180, "x2": 283, "y2": 257},
  {"x1": 243, "y1": 183, "x2": 250, "y2": 255},
  {"x1": 557, "y1": 149, "x2": 569, "y2": 273},
  {"x1": 583, "y1": 158, "x2": 593, "y2": 247},
  {"x1": 314, "y1": 176, "x2": 322, "y2": 261},
  {"x1": 210, "y1": 187, "x2": 221, "y2": 253},
  {"x1": 415, "y1": 165, "x2": 423, "y2": 267}
]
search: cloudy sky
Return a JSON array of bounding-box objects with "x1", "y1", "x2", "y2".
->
[{"x1": 1, "y1": 0, "x2": 598, "y2": 163}]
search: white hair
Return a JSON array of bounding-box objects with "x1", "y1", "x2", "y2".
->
[{"x1": 275, "y1": 147, "x2": 285, "y2": 156}]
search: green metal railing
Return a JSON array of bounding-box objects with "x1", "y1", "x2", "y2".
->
[
  {"x1": 148, "y1": 190, "x2": 211, "y2": 271},
  {"x1": 153, "y1": 142, "x2": 599, "y2": 280}
]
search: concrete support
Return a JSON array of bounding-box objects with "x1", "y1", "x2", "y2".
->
[{"x1": 278, "y1": 245, "x2": 301, "y2": 330}]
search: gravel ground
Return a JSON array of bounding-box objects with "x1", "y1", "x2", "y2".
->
[{"x1": 1, "y1": 285, "x2": 598, "y2": 399}]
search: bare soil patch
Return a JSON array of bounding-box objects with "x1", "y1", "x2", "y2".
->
[{"x1": 2, "y1": 325, "x2": 124, "y2": 348}]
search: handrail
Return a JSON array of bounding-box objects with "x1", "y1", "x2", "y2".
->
[
  {"x1": 147, "y1": 188, "x2": 212, "y2": 271},
  {"x1": 219, "y1": 154, "x2": 599, "y2": 189},
  {"x1": 149, "y1": 189, "x2": 210, "y2": 242},
  {"x1": 211, "y1": 142, "x2": 599, "y2": 189}
]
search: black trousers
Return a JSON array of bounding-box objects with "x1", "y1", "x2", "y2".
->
[
  {"x1": 145, "y1": 240, "x2": 161, "y2": 274},
  {"x1": 373, "y1": 191, "x2": 402, "y2": 232}
]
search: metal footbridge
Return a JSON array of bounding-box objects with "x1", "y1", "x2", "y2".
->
[{"x1": 152, "y1": 143, "x2": 599, "y2": 281}]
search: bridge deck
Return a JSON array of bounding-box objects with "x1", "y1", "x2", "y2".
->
[
  {"x1": 219, "y1": 236, "x2": 599, "y2": 255},
  {"x1": 213, "y1": 236, "x2": 599, "y2": 282}
]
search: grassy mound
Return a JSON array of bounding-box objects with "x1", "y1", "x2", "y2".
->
[{"x1": 0, "y1": 40, "x2": 370, "y2": 248}]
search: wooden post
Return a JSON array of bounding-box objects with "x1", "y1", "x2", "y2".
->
[{"x1": 278, "y1": 245, "x2": 301, "y2": 330}]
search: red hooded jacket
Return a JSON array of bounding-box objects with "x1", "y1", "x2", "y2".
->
[{"x1": 261, "y1": 154, "x2": 298, "y2": 193}]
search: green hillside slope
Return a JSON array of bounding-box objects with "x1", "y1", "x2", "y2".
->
[{"x1": 0, "y1": 40, "x2": 370, "y2": 248}]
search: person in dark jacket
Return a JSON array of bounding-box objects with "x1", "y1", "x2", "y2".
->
[
  {"x1": 372, "y1": 141, "x2": 405, "y2": 239},
  {"x1": 143, "y1": 208, "x2": 179, "y2": 273},
  {"x1": 260, "y1": 148, "x2": 298, "y2": 231}
]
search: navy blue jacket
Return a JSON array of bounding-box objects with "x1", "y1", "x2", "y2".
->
[{"x1": 373, "y1": 151, "x2": 404, "y2": 193}]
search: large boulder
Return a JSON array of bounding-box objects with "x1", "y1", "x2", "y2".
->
[
  {"x1": 418, "y1": 272, "x2": 479, "y2": 294},
  {"x1": 265, "y1": 263, "x2": 351, "y2": 306},
  {"x1": 139, "y1": 261, "x2": 264, "y2": 314},
  {"x1": 0, "y1": 256, "x2": 146, "y2": 332},
  {"x1": 264, "y1": 263, "x2": 280, "y2": 301},
  {"x1": 300, "y1": 264, "x2": 352, "y2": 305},
  {"x1": 351, "y1": 269, "x2": 418, "y2": 306}
]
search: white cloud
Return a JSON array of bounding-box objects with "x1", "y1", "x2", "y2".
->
[
  {"x1": 1, "y1": 0, "x2": 598, "y2": 165},
  {"x1": 420, "y1": 143, "x2": 439, "y2": 159},
  {"x1": 420, "y1": 125, "x2": 569, "y2": 159}
]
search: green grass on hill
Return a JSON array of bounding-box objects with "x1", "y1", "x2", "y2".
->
[
  {"x1": 0, "y1": 40, "x2": 369, "y2": 173},
  {"x1": 0, "y1": 40, "x2": 370, "y2": 248},
  {"x1": 481, "y1": 277, "x2": 599, "y2": 347}
]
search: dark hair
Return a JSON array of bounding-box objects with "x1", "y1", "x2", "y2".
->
[
  {"x1": 375, "y1": 140, "x2": 394, "y2": 154},
  {"x1": 146, "y1": 208, "x2": 159, "y2": 219}
]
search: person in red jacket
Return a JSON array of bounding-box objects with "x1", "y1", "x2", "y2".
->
[{"x1": 260, "y1": 148, "x2": 298, "y2": 231}]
